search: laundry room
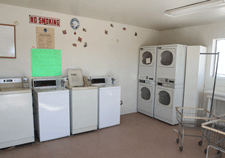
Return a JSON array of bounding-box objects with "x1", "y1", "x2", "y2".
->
[{"x1": 0, "y1": 0, "x2": 225, "y2": 158}]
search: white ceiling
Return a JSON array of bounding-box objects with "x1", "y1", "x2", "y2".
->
[{"x1": 1, "y1": 0, "x2": 225, "y2": 31}]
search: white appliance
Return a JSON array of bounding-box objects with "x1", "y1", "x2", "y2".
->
[
  {"x1": 67, "y1": 86, "x2": 98, "y2": 134},
  {"x1": 87, "y1": 76, "x2": 121, "y2": 129},
  {"x1": 99, "y1": 85, "x2": 121, "y2": 129},
  {"x1": 154, "y1": 78, "x2": 183, "y2": 125},
  {"x1": 183, "y1": 46, "x2": 207, "y2": 108},
  {"x1": 0, "y1": 78, "x2": 34, "y2": 149},
  {"x1": 137, "y1": 78, "x2": 155, "y2": 117},
  {"x1": 32, "y1": 78, "x2": 70, "y2": 142},
  {"x1": 157, "y1": 44, "x2": 186, "y2": 85},
  {"x1": 139, "y1": 46, "x2": 157, "y2": 81},
  {"x1": 67, "y1": 69, "x2": 98, "y2": 134}
]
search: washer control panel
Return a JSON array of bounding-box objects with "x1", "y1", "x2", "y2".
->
[
  {"x1": 139, "y1": 79, "x2": 154, "y2": 85},
  {"x1": 157, "y1": 78, "x2": 175, "y2": 88},
  {"x1": 139, "y1": 75, "x2": 154, "y2": 81},
  {"x1": 0, "y1": 78, "x2": 22, "y2": 83}
]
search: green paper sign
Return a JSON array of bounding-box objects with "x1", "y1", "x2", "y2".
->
[{"x1": 31, "y1": 49, "x2": 62, "y2": 77}]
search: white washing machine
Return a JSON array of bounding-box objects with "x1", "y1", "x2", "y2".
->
[
  {"x1": 156, "y1": 44, "x2": 186, "y2": 85},
  {"x1": 67, "y1": 86, "x2": 98, "y2": 135},
  {"x1": 66, "y1": 69, "x2": 98, "y2": 134},
  {"x1": 137, "y1": 79, "x2": 155, "y2": 117},
  {"x1": 154, "y1": 78, "x2": 184, "y2": 125},
  {"x1": 139, "y1": 46, "x2": 157, "y2": 81},
  {"x1": 85, "y1": 76, "x2": 121, "y2": 129},
  {"x1": 32, "y1": 78, "x2": 70, "y2": 142},
  {"x1": 0, "y1": 78, "x2": 34, "y2": 149}
]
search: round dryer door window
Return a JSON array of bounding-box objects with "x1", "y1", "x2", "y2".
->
[
  {"x1": 141, "y1": 87, "x2": 151, "y2": 100},
  {"x1": 158, "y1": 91, "x2": 171, "y2": 106},
  {"x1": 142, "y1": 51, "x2": 152, "y2": 65},
  {"x1": 160, "y1": 51, "x2": 173, "y2": 66}
]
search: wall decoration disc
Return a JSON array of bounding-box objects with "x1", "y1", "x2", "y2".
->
[{"x1": 70, "y1": 18, "x2": 80, "y2": 30}]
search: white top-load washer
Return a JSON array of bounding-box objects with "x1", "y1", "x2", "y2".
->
[
  {"x1": 84, "y1": 76, "x2": 121, "y2": 129},
  {"x1": 0, "y1": 78, "x2": 34, "y2": 149},
  {"x1": 66, "y1": 68, "x2": 98, "y2": 134},
  {"x1": 32, "y1": 78, "x2": 70, "y2": 142},
  {"x1": 67, "y1": 86, "x2": 98, "y2": 134}
]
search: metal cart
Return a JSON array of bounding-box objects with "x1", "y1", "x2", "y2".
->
[
  {"x1": 176, "y1": 107, "x2": 217, "y2": 151},
  {"x1": 176, "y1": 52, "x2": 220, "y2": 152},
  {"x1": 202, "y1": 119, "x2": 225, "y2": 158}
]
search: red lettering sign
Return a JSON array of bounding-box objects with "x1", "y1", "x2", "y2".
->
[{"x1": 29, "y1": 15, "x2": 60, "y2": 27}]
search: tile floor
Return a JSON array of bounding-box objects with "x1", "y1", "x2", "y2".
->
[{"x1": 0, "y1": 113, "x2": 219, "y2": 158}]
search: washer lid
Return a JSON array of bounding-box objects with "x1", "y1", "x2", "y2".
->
[
  {"x1": 0, "y1": 87, "x2": 31, "y2": 95},
  {"x1": 66, "y1": 86, "x2": 98, "y2": 90},
  {"x1": 97, "y1": 85, "x2": 121, "y2": 90}
]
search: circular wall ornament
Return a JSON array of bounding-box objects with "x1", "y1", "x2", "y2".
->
[{"x1": 70, "y1": 18, "x2": 80, "y2": 30}]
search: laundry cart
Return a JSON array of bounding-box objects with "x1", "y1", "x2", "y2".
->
[
  {"x1": 175, "y1": 52, "x2": 220, "y2": 152},
  {"x1": 202, "y1": 119, "x2": 225, "y2": 158},
  {"x1": 176, "y1": 107, "x2": 217, "y2": 151}
]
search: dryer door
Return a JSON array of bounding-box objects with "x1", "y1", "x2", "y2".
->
[
  {"x1": 156, "y1": 87, "x2": 173, "y2": 108},
  {"x1": 139, "y1": 84, "x2": 152, "y2": 102},
  {"x1": 158, "y1": 48, "x2": 176, "y2": 68},
  {"x1": 139, "y1": 48, "x2": 155, "y2": 67}
]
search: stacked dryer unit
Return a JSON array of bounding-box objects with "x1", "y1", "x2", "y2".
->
[
  {"x1": 137, "y1": 46, "x2": 157, "y2": 117},
  {"x1": 154, "y1": 44, "x2": 186, "y2": 125}
]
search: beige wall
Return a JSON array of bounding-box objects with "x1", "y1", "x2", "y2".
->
[
  {"x1": 0, "y1": 3, "x2": 160, "y2": 115},
  {"x1": 159, "y1": 22, "x2": 225, "y2": 113},
  {"x1": 4, "y1": 3, "x2": 225, "y2": 115}
]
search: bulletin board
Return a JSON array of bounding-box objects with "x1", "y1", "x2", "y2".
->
[
  {"x1": 31, "y1": 49, "x2": 62, "y2": 77},
  {"x1": 0, "y1": 24, "x2": 16, "y2": 58}
]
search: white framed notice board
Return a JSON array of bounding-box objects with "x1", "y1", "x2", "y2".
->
[{"x1": 0, "y1": 24, "x2": 16, "y2": 58}]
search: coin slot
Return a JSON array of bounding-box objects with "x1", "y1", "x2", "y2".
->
[{"x1": 158, "y1": 82, "x2": 163, "y2": 86}]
